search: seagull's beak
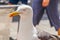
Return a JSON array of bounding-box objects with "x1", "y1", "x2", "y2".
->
[{"x1": 9, "y1": 11, "x2": 20, "y2": 17}]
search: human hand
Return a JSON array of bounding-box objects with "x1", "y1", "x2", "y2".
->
[{"x1": 42, "y1": 0, "x2": 50, "y2": 7}]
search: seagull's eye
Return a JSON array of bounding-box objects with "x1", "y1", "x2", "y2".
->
[
  {"x1": 20, "y1": 9, "x2": 26, "y2": 12},
  {"x1": 23, "y1": 9, "x2": 26, "y2": 11}
]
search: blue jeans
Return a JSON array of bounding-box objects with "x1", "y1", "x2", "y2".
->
[
  {"x1": 9, "y1": 0, "x2": 27, "y2": 4},
  {"x1": 32, "y1": 0, "x2": 60, "y2": 31}
]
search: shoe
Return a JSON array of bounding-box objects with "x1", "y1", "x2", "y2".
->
[
  {"x1": 42, "y1": 0, "x2": 50, "y2": 7},
  {"x1": 58, "y1": 28, "x2": 60, "y2": 36}
]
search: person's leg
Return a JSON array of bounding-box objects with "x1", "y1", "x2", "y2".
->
[
  {"x1": 46, "y1": 0, "x2": 60, "y2": 35},
  {"x1": 8, "y1": 0, "x2": 19, "y2": 4},
  {"x1": 32, "y1": 0, "x2": 44, "y2": 26},
  {"x1": 32, "y1": 0, "x2": 53, "y2": 27},
  {"x1": 46, "y1": 10, "x2": 53, "y2": 27},
  {"x1": 32, "y1": 0, "x2": 45, "y2": 39},
  {"x1": 21, "y1": 0, "x2": 28, "y2": 4}
]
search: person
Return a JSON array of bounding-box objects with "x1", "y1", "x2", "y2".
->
[
  {"x1": 32, "y1": 0, "x2": 60, "y2": 36},
  {"x1": 8, "y1": 0, "x2": 28, "y2": 4}
]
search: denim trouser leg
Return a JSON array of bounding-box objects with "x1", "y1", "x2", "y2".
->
[{"x1": 46, "y1": 0, "x2": 60, "y2": 31}]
